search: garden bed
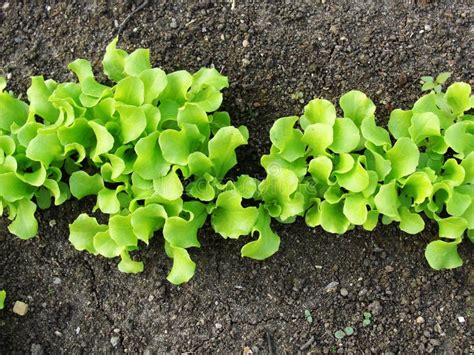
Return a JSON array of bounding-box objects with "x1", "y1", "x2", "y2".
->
[{"x1": 0, "y1": 1, "x2": 472, "y2": 353}]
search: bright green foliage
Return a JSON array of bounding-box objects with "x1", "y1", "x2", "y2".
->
[
  {"x1": 0, "y1": 39, "x2": 251, "y2": 284},
  {"x1": 0, "y1": 39, "x2": 472, "y2": 284},
  {"x1": 0, "y1": 290, "x2": 5, "y2": 310},
  {"x1": 258, "y1": 80, "x2": 473, "y2": 270}
]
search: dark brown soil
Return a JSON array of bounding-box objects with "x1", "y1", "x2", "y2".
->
[{"x1": 0, "y1": 1, "x2": 473, "y2": 353}]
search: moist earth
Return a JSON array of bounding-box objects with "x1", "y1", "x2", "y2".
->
[{"x1": 0, "y1": 1, "x2": 473, "y2": 353}]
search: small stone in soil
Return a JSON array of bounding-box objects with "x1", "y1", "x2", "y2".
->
[
  {"x1": 215, "y1": 323, "x2": 223, "y2": 329},
  {"x1": 30, "y1": 344, "x2": 43, "y2": 355},
  {"x1": 340, "y1": 288, "x2": 348, "y2": 296},
  {"x1": 368, "y1": 300, "x2": 382, "y2": 315},
  {"x1": 52, "y1": 277, "x2": 61, "y2": 285},
  {"x1": 457, "y1": 316, "x2": 465, "y2": 324},
  {"x1": 110, "y1": 336, "x2": 120, "y2": 347},
  {"x1": 325, "y1": 281, "x2": 339, "y2": 292},
  {"x1": 13, "y1": 301, "x2": 28, "y2": 316},
  {"x1": 416, "y1": 316, "x2": 425, "y2": 324}
]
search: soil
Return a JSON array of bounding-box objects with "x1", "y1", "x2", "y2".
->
[{"x1": 0, "y1": 0, "x2": 473, "y2": 353}]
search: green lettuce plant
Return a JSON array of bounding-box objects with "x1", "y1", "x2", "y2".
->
[
  {"x1": 255, "y1": 76, "x2": 472, "y2": 271},
  {"x1": 0, "y1": 39, "x2": 472, "y2": 285}
]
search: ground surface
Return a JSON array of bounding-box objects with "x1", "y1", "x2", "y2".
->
[{"x1": 0, "y1": 0, "x2": 473, "y2": 353}]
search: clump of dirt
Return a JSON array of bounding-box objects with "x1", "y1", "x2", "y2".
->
[{"x1": 0, "y1": 1, "x2": 472, "y2": 353}]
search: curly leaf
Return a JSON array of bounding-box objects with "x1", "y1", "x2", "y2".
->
[
  {"x1": 335, "y1": 156, "x2": 369, "y2": 193},
  {"x1": 118, "y1": 250, "x2": 144, "y2": 273},
  {"x1": 8, "y1": 199, "x2": 38, "y2": 240},
  {"x1": 445, "y1": 82, "x2": 471, "y2": 116},
  {"x1": 401, "y1": 171, "x2": 432, "y2": 205},
  {"x1": 343, "y1": 193, "x2": 368, "y2": 225},
  {"x1": 26, "y1": 129, "x2": 63, "y2": 166},
  {"x1": 308, "y1": 156, "x2": 333, "y2": 186},
  {"x1": 374, "y1": 181, "x2": 400, "y2": 220},
  {"x1": 115, "y1": 76, "x2": 145, "y2": 106},
  {"x1": 385, "y1": 137, "x2": 419, "y2": 180},
  {"x1": 159, "y1": 70, "x2": 193, "y2": 104},
  {"x1": 27, "y1": 76, "x2": 59, "y2": 123},
  {"x1": 319, "y1": 200, "x2": 351, "y2": 234},
  {"x1": 300, "y1": 98, "x2": 336, "y2": 129},
  {"x1": 399, "y1": 207, "x2": 425, "y2": 234},
  {"x1": 361, "y1": 116, "x2": 391, "y2": 147},
  {"x1": 241, "y1": 206, "x2": 280, "y2": 260},
  {"x1": 88, "y1": 121, "x2": 114, "y2": 162},
  {"x1": 0, "y1": 172, "x2": 35, "y2": 202},
  {"x1": 208, "y1": 125, "x2": 248, "y2": 179},
  {"x1": 408, "y1": 112, "x2": 440, "y2": 145},
  {"x1": 160, "y1": 123, "x2": 204, "y2": 165},
  {"x1": 164, "y1": 201, "x2": 207, "y2": 248},
  {"x1": 425, "y1": 239, "x2": 463, "y2": 270},
  {"x1": 124, "y1": 48, "x2": 151, "y2": 77},
  {"x1": 131, "y1": 204, "x2": 167, "y2": 244},
  {"x1": 211, "y1": 189, "x2": 258, "y2": 239},
  {"x1": 444, "y1": 121, "x2": 474, "y2": 158},
  {"x1": 69, "y1": 171, "x2": 104, "y2": 199},
  {"x1": 329, "y1": 117, "x2": 360, "y2": 153},
  {"x1": 438, "y1": 217, "x2": 468, "y2": 239},
  {"x1": 102, "y1": 38, "x2": 128, "y2": 81},
  {"x1": 93, "y1": 230, "x2": 123, "y2": 258},
  {"x1": 134, "y1": 132, "x2": 170, "y2": 180},
  {"x1": 388, "y1": 109, "x2": 412, "y2": 139},
  {"x1": 339, "y1": 90, "x2": 376, "y2": 126},
  {"x1": 153, "y1": 169, "x2": 184, "y2": 201},
  {"x1": 165, "y1": 242, "x2": 196, "y2": 285},
  {"x1": 302, "y1": 123, "x2": 333, "y2": 156},
  {"x1": 69, "y1": 214, "x2": 107, "y2": 254}
]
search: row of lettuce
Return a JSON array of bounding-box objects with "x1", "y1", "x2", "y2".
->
[{"x1": 0, "y1": 40, "x2": 472, "y2": 285}]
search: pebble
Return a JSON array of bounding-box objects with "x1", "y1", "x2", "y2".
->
[
  {"x1": 13, "y1": 301, "x2": 28, "y2": 316},
  {"x1": 457, "y1": 316, "x2": 465, "y2": 324},
  {"x1": 110, "y1": 336, "x2": 120, "y2": 347},
  {"x1": 424, "y1": 24, "x2": 432, "y2": 31},
  {"x1": 49, "y1": 219, "x2": 57, "y2": 227},
  {"x1": 340, "y1": 288, "x2": 348, "y2": 297},
  {"x1": 384, "y1": 265, "x2": 394, "y2": 273},
  {"x1": 242, "y1": 39, "x2": 249, "y2": 47},
  {"x1": 54, "y1": 331, "x2": 62, "y2": 337},
  {"x1": 242, "y1": 58, "x2": 251, "y2": 66},
  {"x1": 243, "y1": 346, "x2": 253, "y2": 355},
  {"x1": 416, "y1": 316, "x2": 425, "y2": 324},
  {"x1": 325, "y1": 281, "x2": 339, "y2": 292},
  {"x1": 368, "y1": 300, "x2": 382, "y2": 315},
  {"x1": 2, "y1": 2, "x2": 9, "y2": 10},
  {"x1": 53, "y1": 277, "x2": 61, "y2": 285},
  {"x1": 30, "y1": 344, "x2": 43, "y2": 355},
  {"x1": 215, "y1": 323, "x2": 223, "y2": 330},
  {"x1": 170, "y1": 18, "x2": 178, "y2": 28}
]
